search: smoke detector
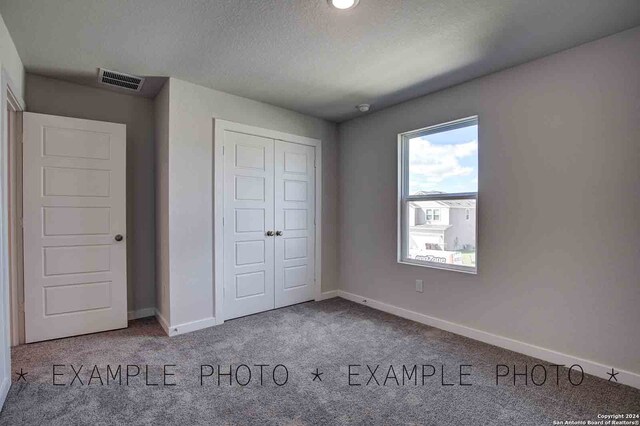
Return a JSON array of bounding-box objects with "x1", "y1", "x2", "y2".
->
[
  {"x1": 356, "y1": 104, "x2": 370, "y2": 113},
  {"x1": 98, "y1": 68, "x2": 145, "y2": 92}
]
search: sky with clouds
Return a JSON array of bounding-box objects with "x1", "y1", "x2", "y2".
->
[{"x1": 408, "y1": 124, "x2": 478, "y2": 194}]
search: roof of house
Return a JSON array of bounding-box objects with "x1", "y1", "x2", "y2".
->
[{"x1": 409, "y1": 199, "x2": 476, "y2": 208}]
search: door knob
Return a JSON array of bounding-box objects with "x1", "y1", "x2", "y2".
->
[
  {"x1": 114, "y1": 234, "x2": 124, "y2": 242},
  {"x1": 275, "y1": 231, "x2": 283, "y2": 236},
  {"x1": 266, "y1": 231, "x2": 275, "y2": 237}
]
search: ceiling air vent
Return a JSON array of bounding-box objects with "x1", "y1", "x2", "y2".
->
[{"x1": 98, "y1": 68, "x2": 145, "y2": 92}]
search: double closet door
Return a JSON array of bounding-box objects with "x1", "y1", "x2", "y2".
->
[{"x1": 223, "y1": 130, "x2": 316, "y2": 320}]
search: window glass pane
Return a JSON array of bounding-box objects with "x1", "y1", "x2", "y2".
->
[
  {"x1": 408, "y1": 121, "x2": 478, "y2": 196},
  {"x1": 405, "y1": 199, "x2": 476, "y2": 269}
]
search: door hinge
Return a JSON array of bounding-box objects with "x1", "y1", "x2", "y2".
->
[
  {"x1": 20, "y1": 217, "x2": 24, "y2": 228},
  {"x1": 19, "y1": 302, "x2": 25, "y2": 313},
  {"x1": 222, "y1": 146, "x2": 225, "y2": 155}
]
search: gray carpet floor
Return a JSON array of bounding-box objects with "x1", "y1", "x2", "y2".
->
[{"x1": 1, "y1": 298, "x2": 638, "y2": 425}]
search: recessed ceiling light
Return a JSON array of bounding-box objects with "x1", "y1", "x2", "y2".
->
[
  {"x1": 356, "y1": 104, "x2": 370, "y2": 112},
  {"x1": 328, "y1": 0, "x2": 360, "y2": 10}
]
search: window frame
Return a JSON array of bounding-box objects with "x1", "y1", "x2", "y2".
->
[{"x1": 397, "y1": 116, "x2": 478, "y2": 274}]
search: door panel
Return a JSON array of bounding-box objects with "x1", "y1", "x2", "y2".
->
[
  {"x1": 223, "y1": 131, "x2": 275, "y2": 320},
  {"x1": 43, "y1": 245, "x2": 111, "y2": 275},
  {"x1": 43, "y1": 167, "x2": 110, "y2": 196},
  {"x1": 44, "y1": 281, "x2": 112, "y2": 315},
  {"x1": 274, "y1": 141, "x2": 315, "y2": 308},
  {"x1": 23, "y1": 112, "x2": 127, "y2": 343},
  {"x1": 43, "y1": 207, "x2": 111, "y2": 235}
]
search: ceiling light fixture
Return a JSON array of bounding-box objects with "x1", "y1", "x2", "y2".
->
[
  {"x1": 328, "y1": 0, "x2": 360, "y2": 10},
  {"x1": 356, "y1": 104, "x2": 370, "y2": 113}
]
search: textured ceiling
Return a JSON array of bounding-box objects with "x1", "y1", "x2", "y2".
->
[{"x1": 1, "y1": 0, "x2": 640, "y2": 122}]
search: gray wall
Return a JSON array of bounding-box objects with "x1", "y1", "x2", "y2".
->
[
  {"x1": 25, "y1": 74, "x2": 156, "y2": 314},
  {"x1": 337, "y1": 27, "x2": 640, "y2": 374},
  {"x1": 160, "y1": 78, "x2": 338, "y2": 327},
  {"x1": 0, "y1": 12, "x2": 23, "y2": 99},
  {"x1": 153, "y1": 81, "x2": 170, "y2": 323}
]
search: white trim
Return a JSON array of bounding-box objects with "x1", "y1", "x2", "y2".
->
[
  {"x1": 396, "y1": 131, "x2": 404, "y2": 267},
  {"x1": 213, "y1": 119, "x2": 322, "y2": 324},
  {"x1": 169, "y1": 316, "x2": 217, "y2": 336},
  {"x1": 0, "y1": 69, "x2": 24, "y2": 412},
  {"x1": 0, "y1": 377, "x2": 9, "y2": 409},
  {"x1": 313, "y1": 141, "x2": 323, "y2": 303},
  {"x1": 154, "y1": 309, "x2": 170, "y2": 335},
  {"x1": 213, "y1": 119, "x2": 224, "y2": 325},
  {"x1": 397, "y1": 259, "x2": 477, "y2": 275},
  {"x1": 337, "y1": 291, "x2": 640, "y2": 390},
  {"x1": 6, "y1": 88, "x2": 23, "y2": 346},
  {"x1": 215, "y1": 121, "x2": 321, "y2": 147},
  {"x1": 127, "y1": 307, "x2": 156, "y2": 321},
  {"x1": 317, "y1": 290, "x2": 339, "y2": 301},
  {"x1": 397, "y1": 115, "x2": 479, "y2": 275},
  {"x1": 155, "y1": 308, "x2": 217, "y2": 337}
]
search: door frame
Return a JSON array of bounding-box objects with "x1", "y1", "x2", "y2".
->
[
  {"x1": 1, "y1": 69, "x2": 25, "y2": 407},
  {"x1": 213, "y1": 119, "x2": 322, "y2": 324},
  {"x1": 6, "y1": 82, "x2": 24, "y2": 347}
]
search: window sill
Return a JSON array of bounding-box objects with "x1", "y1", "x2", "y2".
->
[{"x1": 398, "y1": 259, "x2": 477, "y2": 275}]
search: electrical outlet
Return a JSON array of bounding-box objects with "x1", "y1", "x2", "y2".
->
[{"x1": 415, "y1": 279, "x2": 423, "y2": 293}]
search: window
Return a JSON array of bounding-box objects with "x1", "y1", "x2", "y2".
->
[{"x1": 398, "y1": 116, "x2": 478, "y2": 273}]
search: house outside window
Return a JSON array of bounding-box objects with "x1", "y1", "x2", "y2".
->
[{"x1": 398, "y1": 116, "x2": 478, "y2": 273}]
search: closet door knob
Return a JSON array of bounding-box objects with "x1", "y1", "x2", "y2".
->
[
  {"x1": 266, "y1": 231, "x2": 275, "y2": 237},
  {"x1": 114, "y1": 234, "x2": 124, "y2": 242},
  {"x1": 275, "y1": 231, "x2": 283, "y2": 236}
]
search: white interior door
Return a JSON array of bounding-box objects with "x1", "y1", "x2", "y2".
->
[
  {"x1": 274, "y1": 140, "x2": 315, "y2": 308},
  {"x1": 23, "y1": 112, "x2": 127, "y2": 343},
  {"x1": 223, "y1": 130, "x2": 275, "y2": 320}
]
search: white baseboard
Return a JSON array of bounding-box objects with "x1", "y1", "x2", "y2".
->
[
  {"x1": 128, "y1": 307, "x2": 156, "y2": 320},
  {"x1": 0, "y1": 377, "x2": 10, "y2": 412},
  {"x1": 155, "y1": 291, "x2": 339, "y2": 336},
  {"x1": 155, "y1": 309, "x2": 216, "y2": 337},
  {"x1": 317, "y1": 290, "x2": 339, "y2": 300},
  {"x1": 337, "y1": 290, "x2": 640, "y2": 390},
  {"x1": 170, "y1": 316, "x2": 217, "y2": 336},
  {"x1": 154, "y1": 309, "x2": 170, "y2": 335}
]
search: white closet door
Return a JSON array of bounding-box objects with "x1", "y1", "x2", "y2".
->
[
  {"x1": 23, "y1": 112, "x2": 127, "y2": 342},
  {"x1": 223, "y1": 130, "x2": 275, "y2": 320},
  {"x1": 274, "y1": 140, "x2": 315, "y2": 308}
]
